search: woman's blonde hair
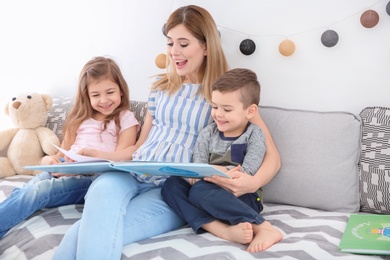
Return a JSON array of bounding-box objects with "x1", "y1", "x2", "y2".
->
[
  {"x1": 63, "y1": 56, "x2": 130, "y2": 143},
  {"x1": 152, "y1": 5, "x2": 229, "y2": 102}
]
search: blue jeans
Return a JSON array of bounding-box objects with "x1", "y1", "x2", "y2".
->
[
  {"x1": 161, "y1": 176, "x2": 264, "y2": 234},
  {"x1": 0, "y1": 171, "x2": 93, "y2": 239},
  {"x1": 53, "y1": 171, "x2": 186, "y2": 260}
]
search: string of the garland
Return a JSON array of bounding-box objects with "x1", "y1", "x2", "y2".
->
[{"x1": 155, "y1": 0, "x2": 390, "y2": 68}]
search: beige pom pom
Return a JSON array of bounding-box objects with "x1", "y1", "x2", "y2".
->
[
  {"x1": 279, "y1": 39, "x2": 295, "y2": 57},
  {"x1": 155, "y1": 53, "x2": 167, "y2": 69}
]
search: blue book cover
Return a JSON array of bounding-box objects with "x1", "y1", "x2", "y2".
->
[
  {"x1": 24, "y1": 161, "x2": 230, "y2": 178},
  {"x1": 24, "y1": 144, "x2": 231, "y2": 178}
]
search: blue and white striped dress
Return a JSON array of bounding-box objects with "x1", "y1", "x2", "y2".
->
[{"x1": 132, "y1": 83, "x2": 213, "y2": 185}]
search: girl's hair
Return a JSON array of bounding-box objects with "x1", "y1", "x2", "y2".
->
[
  {"x1": 63, "y1": 56, "x2": 130, "y2": 143},
  {"x1": 152, "y1": 5, "x2": 229, "y2": 102}
]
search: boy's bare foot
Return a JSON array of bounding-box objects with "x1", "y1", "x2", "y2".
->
[
  {"x1": 203, "y1": 221, "x2": 254, "y2": 244},
  {"x1": 247, "y1": 221, "x2": 282, "y2": 252}
]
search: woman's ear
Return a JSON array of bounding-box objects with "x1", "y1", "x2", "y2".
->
[{"x1": 246, "y1": 104, "x2": 258, "y2": 119}]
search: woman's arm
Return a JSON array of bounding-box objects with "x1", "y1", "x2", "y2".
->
[
  {"x1": 204, "y1": 112, "x2": 281, "y2": 197},
  {"x1": 249, "y1": 112, "x2": 281, "y2": 186}
]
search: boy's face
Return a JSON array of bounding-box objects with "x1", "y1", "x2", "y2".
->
[{"x1": 211, "y1": 89, "x2": 253, "y2": 137}]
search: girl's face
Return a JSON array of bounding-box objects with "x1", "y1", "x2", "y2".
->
[
  {"x1": 166, "y1": 24, "x2": 207, "y2": 83},
  {"x1": 88, "y1": 78, "x2": 122, "y2": 120},
  {"x1": 211, "y1": 90, "x2": 252, "y2": 137}
]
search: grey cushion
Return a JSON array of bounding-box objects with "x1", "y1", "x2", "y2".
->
[
  {"x1": 46, "y1": 96, "x2": 73, "y2": 142},
  {"x1": 359, "y1": 107, "x2": 390, "y2": 214},
  {"x1": 260, "y1": 106, "x2": 361, "y2": 212},
  {"x1": 46, "y1": 97, "x2": 148, "y2": 142}
]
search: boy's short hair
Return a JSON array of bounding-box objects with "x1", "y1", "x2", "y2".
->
[{"x1": 211, "y1": 68, "x2": 260, "y2": 108}]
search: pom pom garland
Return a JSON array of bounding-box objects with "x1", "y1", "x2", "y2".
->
[
  {"x1": 279, "y1": 39, "x2": 295, "y2": 56},
  {"x1": 155, "y1": 53, "x2": 167, "y2": 69},
  {"x1": 387, "y1": 1, "x2": 390, "y2": 16},
  {"x1": 239, "y1": 39, "x2": 256, "y2": 55},
  {"x1": 360, "y1": 10, "x2": 379, "y2": 28},
  {"x1": 321, "y1": 30, "x2": 339, "y2": 48},
  {"x1": 155, "y1": 3, "x2": 388, "y2": 67}
]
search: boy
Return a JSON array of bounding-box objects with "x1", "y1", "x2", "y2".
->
[{"x1": 162, "y1": 68, "x2": 282, "y2": 252}]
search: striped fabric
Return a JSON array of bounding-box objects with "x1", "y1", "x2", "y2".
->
[
  {"x1": 131, "y1": 84, "x2": 213, "y2": 185},
  {"x1": 359, "y1": 107, "x2": 390, "y2": 214}
]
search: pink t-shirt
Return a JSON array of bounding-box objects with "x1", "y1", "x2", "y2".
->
[{"x1": 70, "y1": 110, "x2": 139, "y2": 153}]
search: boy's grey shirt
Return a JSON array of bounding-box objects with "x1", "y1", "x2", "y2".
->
[{"x1": 193, "y1": 122, "x2": 265, "y2": 175}]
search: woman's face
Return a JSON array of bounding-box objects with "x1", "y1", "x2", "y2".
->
[{"x1": 166, "y1": 24, "x2": 207, "y2": 83}]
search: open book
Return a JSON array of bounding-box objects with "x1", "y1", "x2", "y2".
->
[{"x1": 24, "y1": 145, "x2": 231, "y2": 179}]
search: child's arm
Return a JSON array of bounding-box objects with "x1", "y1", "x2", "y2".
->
[
  {"x1": 204, "y1": 112, "x2": 281, "y2": 197},
  {"x1": 41, "y1": 134, "x2": 74, "y2": 165},
  {"x1": 77, "y1": 111, "x2": 153, "y2": 161},
  {"x1": 188, "y1": 124, "x2": 213, "y2": 185},
  {"x1": 192, "y1": 125, "x2": 212, "y2": 164},
  {"x1": 239, "y1": 125, "x2": 266, "y2": 176}
]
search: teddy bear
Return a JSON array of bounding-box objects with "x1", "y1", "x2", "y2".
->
[{"x1": 0, "y1": 93, "x2": 60, "y2": 178}]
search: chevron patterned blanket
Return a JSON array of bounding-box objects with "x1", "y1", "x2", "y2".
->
[{"x1": 1, "y1": 176, "x2": 387, "y2": 260}]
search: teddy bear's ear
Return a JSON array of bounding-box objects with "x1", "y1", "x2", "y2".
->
[{"x1": 41, "y1": 94, "x2": 53, "y2": 111}]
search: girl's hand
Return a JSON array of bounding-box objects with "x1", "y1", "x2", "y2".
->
[
  {"x1": 41, "y1": 155, "x2": 61, "y2": 165},
  {"x1": 77, "y1": 148, "x2": 99, "y2": 158},
  {"x1": 204, "y1": 166, "x2": 259, "y2": 197}
]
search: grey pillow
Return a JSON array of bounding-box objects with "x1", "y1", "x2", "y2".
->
[
  {"x1": 260, "y1": 106, "x2": 361, "y2": 212},
  {"x1": 359, "y1": 107, "x2": 390, "y2": 214},
  {"x1": 46, "y1": 96, "x2": 74, "y2": 142}
]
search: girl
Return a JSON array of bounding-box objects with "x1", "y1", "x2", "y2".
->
[{"x1": 0, "y1": 56, "x2": 139, "y2": 239}]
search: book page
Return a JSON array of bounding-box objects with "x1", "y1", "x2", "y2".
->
[{"x1": 53, "y1": 143, "x2": 108, "y2": 163}]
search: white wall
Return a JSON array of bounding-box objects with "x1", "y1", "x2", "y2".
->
[{"x1": 1, "y1": 0, "x2": 389, "y2": 130}]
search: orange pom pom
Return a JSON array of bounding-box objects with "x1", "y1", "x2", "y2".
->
[
  {"x1": 155, "y1": 53, "x2": 166, "y2": 69},
  {"x1": 279, "y1": 39, "x2": 295, "y2": 57}
]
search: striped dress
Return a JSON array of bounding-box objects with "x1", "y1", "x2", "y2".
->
[{"x1": 132, "y1": 83, "x2": 213, "y2": 185}]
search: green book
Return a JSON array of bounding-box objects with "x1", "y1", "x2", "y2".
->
[{"x1": 339, "y1": 213, "x2": 390, "y2": 255}]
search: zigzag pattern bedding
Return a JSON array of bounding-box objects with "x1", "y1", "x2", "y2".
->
[{"x1": 0, "y1": 176, "x2": 388, "y2": 260}]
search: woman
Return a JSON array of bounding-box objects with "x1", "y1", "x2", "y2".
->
[{"x1": 54, "y1": 5, "x2": 281, "y2": 259}]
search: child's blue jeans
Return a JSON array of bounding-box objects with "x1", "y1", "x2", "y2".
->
[
  {"x1": 161, "y1": 176, "x2": 265, "y2": 234},
  {"x1": 0, "y1": 171, "x2": 93, "y2": 239}
]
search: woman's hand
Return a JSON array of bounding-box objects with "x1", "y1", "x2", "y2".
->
[{"x1": 204, "y1": 166, "x2": 259, "y2": 197}]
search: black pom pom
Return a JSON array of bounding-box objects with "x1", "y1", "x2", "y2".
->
[
  {"x1": 162, "y1": 23, "x2": 167, "y2": 36},
  {"x1": 240, "y1": 39, "x2": 256, "y2": 56}
]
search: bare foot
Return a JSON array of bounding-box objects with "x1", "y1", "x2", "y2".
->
[
  {"x1": 247, "y1": 221, "x2": 282, "y2": 252},
  {"x1": 203, "y1": 221, "x2": 254, "y2": 244}
]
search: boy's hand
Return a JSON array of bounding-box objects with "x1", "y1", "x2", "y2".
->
[{"x1": 204, "y1": 165, "x2": 258, "y2": 197}]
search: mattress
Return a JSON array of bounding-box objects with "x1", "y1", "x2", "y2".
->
[{"x1": 0, "y1": 175, "x2": 388, "y2": 260}]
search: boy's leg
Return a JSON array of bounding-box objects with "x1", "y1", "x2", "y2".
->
[
  {"x1": 247, "y1": 221, "x2": 283, "y2": 252},
  {"x1": 161, "y1": 177, "x2": 214, "y2": 233},
  {"x1": 189, "y1": 181, "x2": 264, "y2": 225},
  {"x1": 190, "y1": 181, "x2": 282, "y2": 250},
  {"x1": 0, "y1": 173, "x2": 92, "y2": 239}
]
